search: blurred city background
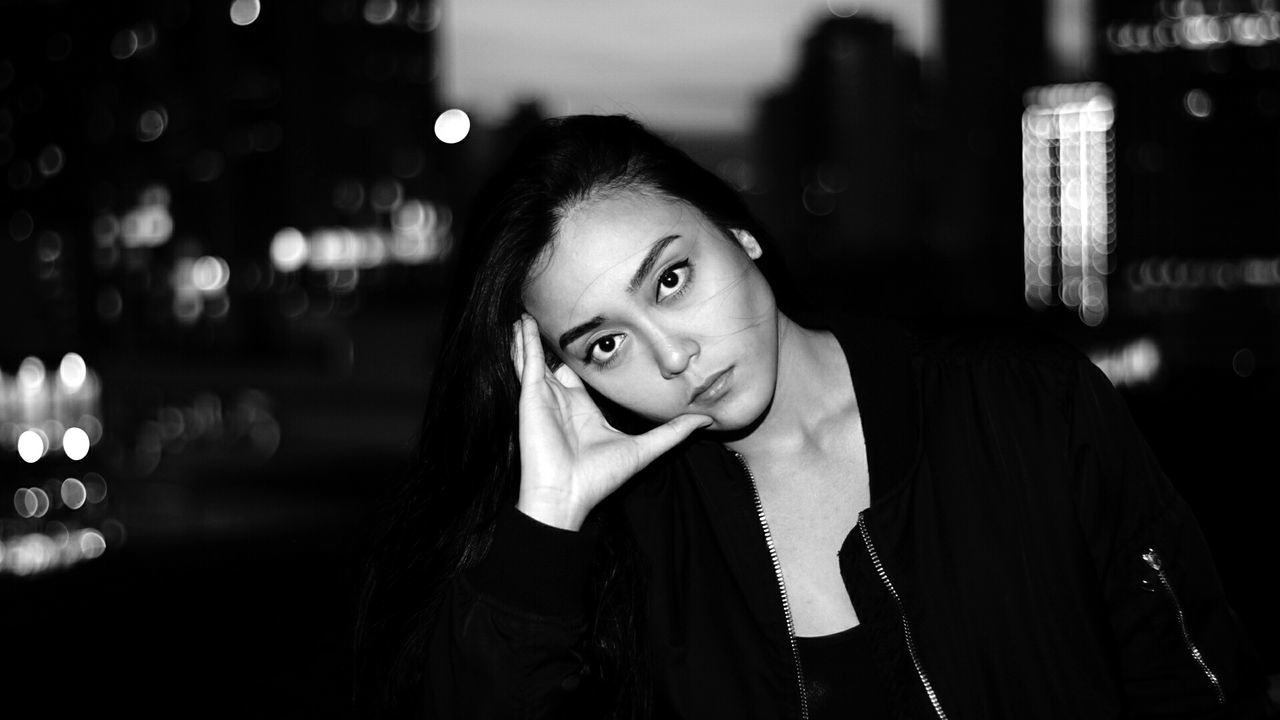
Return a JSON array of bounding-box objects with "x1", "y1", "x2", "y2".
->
[{"x1": 1, "y1": 0, "x2": 1277, "y2": 714}]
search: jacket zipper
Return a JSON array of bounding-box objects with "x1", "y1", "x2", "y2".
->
[
  {"x1": 1141, "y1": 548, "x2": 1226, "y2": 705},
  {"x1": 732, "y1": 451, "x2": 810, "y2": 720},
  {"x1": 857, "y1": 510, "x2": 950, "y2": 720}
]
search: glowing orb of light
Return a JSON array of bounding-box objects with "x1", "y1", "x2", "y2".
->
[
  {"x1": 14, "y1": 488, "x2": 37, "y2": 518},
  {"x1": 61, "y1": 478, "x2": 88, "y2": 510},
  {"x1": 192, "y1": 255, "x2": 230, "y2": 292},
  {"x1": 59, "y1": 352, "x2": 87, "y2": 391},
  {"x1": 63, "y1": 427, "x2": 91, "y2": 461},
  {"x1": 434, "y1": 109, "x2": 470, "y2": 145},
  {"x1": 80, "y1": 529, "x2": 107, "y2": 559},
  {"x1": 270, "y1": 227, "x2": 309, "y2": 272},
  {"x1": 230, "y1": 0, "x2": 261, "y2": 26},
  {"x1": 17, "y1": 429, "x2": 46, "y2": 463}
]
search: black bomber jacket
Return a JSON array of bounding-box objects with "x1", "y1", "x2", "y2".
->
[{"x1": 424, "y1": 317, "x2": 1275, "y2": 719}]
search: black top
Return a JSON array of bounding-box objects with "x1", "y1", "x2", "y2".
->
[{"x1": 795, "y1": 623, "x2": 891, "y2": 719}]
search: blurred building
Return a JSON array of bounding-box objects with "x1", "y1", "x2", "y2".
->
[
  {"x1": 752, "y1": 14, "x2": 934, "y2": 316},
  {"x1": 0, "y1": 0, "x2": 449, "y2": 368},
  {"x1": 0, "y1": 0, "x2": 453, "y2": 582},
  {"x1": 1021, "y1": 82, "x2": 1117, "y2": 327},
  {"x1": 937, "y1": 0, "x2": 1051, "y2": 318},
  {"x1": 1098, "y1": 0, "x2": 1280, "y2": 327}
]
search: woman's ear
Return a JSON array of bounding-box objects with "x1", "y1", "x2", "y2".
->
[{"x1": 730, "y1": 228, "x2": 763, "y2": 260}]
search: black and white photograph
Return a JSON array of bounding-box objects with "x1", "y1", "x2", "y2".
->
[{"x1": 2, "y1": 0, "x2": 1278, "y2": 717}]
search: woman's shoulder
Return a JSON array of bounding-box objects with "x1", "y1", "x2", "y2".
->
[
  {"x1": 905, "y1": 319, "x2": 1117, "y2": 422},
  {"x1": 906, "y1": 318, "x2": 1082, "y2": 365},
  {"x1": 821, "y1": 312, "x2": 1088, "y2": 374},
  {"x1": 828, "y1": 313, "x2": 1098, "y2": 409}
]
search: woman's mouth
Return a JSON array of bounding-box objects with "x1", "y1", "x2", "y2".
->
[{"x1": 691, "y1": 367, "x2": 733, "y2": 404}]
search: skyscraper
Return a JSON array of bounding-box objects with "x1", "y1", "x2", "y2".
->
[{"x1": 753, "y1": 14, "x2": 930, "y2": 315}]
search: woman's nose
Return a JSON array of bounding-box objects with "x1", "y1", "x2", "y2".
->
[{"x1": 655, "y1": 334, "x2": 700, "y2": 379}]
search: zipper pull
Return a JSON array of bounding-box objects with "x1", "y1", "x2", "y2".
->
[
  {"x1": 1138, "y1": 546, "x2": 1226, "y2": 703},
  {"x1": 1140, "y1": 548, "x2": 1162, "y2": 592},
  {"x1": 1142, "y1": 548, "x2": 1162, "y2": 570}
]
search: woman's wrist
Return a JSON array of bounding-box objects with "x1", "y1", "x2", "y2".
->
[{"x1": 516, "y1": 487, "x2": 590, "y2": 531}]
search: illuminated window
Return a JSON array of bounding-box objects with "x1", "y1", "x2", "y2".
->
[
  {"x1": 1106, "y1": 7, "x2": 1280, "y2": 54},
  {"x1": 1022, "y1": 83, "x2": 1116, "y2": 326}
]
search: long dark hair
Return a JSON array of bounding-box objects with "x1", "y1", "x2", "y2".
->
[{"x1": 354, "y1": 115, "x2": 791, "y2": 718}]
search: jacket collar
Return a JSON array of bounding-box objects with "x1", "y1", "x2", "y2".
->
[
  {"x1": 825, "y1": 314, "x2": 921, "y2": 504},
  {"x1": 662, "y1": 314, "x2": 921, "y2": 695}
]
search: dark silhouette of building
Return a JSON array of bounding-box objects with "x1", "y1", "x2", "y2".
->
[
  {"x1": 936, "y1": 0, "x2": 1050, "y2": 319},
  {"x1": 752, "y1": 14, "x2": 934, "y2": 317}
]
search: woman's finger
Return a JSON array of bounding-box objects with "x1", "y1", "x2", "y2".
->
[
  {"x1": 511, "y1": 319, "x2": 525, "y2": 383},
  {"x1": 632, "y1": 413, "x2": 713, "y2": 467},
  {"x1": 552, "y1": 362, "x2": 585, "y2": 390},
  {"x1": 517, "y1": 313, "x2": 542, "y2": 386},
  {"x1": 521, "y1": 314, "x2": 546, "y2": 378}
]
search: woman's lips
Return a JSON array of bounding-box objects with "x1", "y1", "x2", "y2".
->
[{"x1": 691, "y1": 367, "x2": 733, "y2": 404}]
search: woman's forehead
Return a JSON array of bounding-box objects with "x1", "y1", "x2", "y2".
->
[
  {"x1": 558, "y1": 190, "x2": 695, "y2": 247},
  {"x1": 540, "y1": 194, "x2": 702, "y2": 284},
  {"x1": 524, "y1": 192, "x2": 709, "y2": 328}
]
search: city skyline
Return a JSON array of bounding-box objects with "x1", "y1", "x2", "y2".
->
[{"x1": 442, "y1": 0, "x2": 935, "y2": 134}]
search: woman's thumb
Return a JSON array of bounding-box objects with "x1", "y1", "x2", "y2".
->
[{"x1": 633, "y1": 414, "x2": 713, "y2": 465}]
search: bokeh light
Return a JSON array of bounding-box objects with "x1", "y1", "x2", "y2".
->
[
  {"x1": 80, "y1": 530, "x2": 107, "y2": 560},
  {"x1": 363, "y1": 0, "x2": 398, "y2": 25},
  {"x1": 17, "y1": 356, "x2": 46, "y2": 392},
  {"x1": 1232, "y1": 348, "x2": 1256, "y2": 378},
  {"x1": 31, "y1": 487, "x2": 50, "y2": 518},
  {"x1": 63, "y1": 426, "x2": 90, "y2": 461},
  {"x1": 270, "y1": 227, "x2": 309, "y2": 272},
  {"x1": 61, "y1": 477, "x2": 87, "y2": 510},
  {"x1": 59, "y1": 352, "x2": 87, "y2": 391},
  {"x1": 83, "y1": 472, "x2": 108, "y2": 505},
  {"x1": 136, "y1": 106, "x2": 168, "y2": 142},
  {"x1": 1090, "y1": 337, "x2": 1162, "y2": 387},
  {"x1": 9, "y1": 210, "x2": 34, "y2": 242},
  {"x1": 192, "y1": 255, "x2": 230, "y2": 293},
  {"x1": 0, "y1": 527, "x2": 114, "y2": 575},
  {"x1": 14, "y1": 488, "x2": 37, "y2": 518},
  {"x1": 1184, "y1": 88, "x2": 1213, "y2": 118},
  {"x1": 36, "y1": 230, "x2": 62, "y2": 262},
  {"x1": 110, "y1": 29, "x2": 138, "y2": 60},
  {"x1": 826, "y1": 1, "x2": 859, "y2": 18},
  {"x1": 230, "y1": 0, "x2": 262, "y2": 26},
  {"x1": 37, "y1": 144, "x2": 65, "y2": 177},
  {"x1": 17, "y1": 429, "x2": 46, "y2": 463},
  {"x1": 434, "y1": 109, "x2": 470, "y2": 144}
]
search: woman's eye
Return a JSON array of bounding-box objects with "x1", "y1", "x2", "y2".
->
[
  {"x1": 586, "y1": 334, "x2": 623, "y2": 365},
  {"x1": 656, "y1": 261, "x2": 690, "y2": 300}
]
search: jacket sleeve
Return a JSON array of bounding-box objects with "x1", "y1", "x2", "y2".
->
[
  {"x1": 1065, "y1": 355, "x2": 1275, "y2": 719},
  {"x1": 424, "y1": 504, "x2": 601, "y2": 719}
]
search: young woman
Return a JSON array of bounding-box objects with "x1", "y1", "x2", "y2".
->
[{"x1": 356, "y1": 115, "x2": 1273, "y2": 719}]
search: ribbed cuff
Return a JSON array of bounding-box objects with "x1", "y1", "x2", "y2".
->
[{"x1": 469, "y1": 504, "x2": 601, "y2": 619}]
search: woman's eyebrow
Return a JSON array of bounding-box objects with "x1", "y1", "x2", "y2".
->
[
  {"x1": 625, "y1": 234, "x2": 680, "y2": 294},
  {"x1": 557, "y1": 234, "x2": 681, "y2": 352},
  {"x1": 558, "y1": 316, "x2": 604, "y2": 352}
]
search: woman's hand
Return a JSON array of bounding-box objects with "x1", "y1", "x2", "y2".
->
[{"x1": 511, "y1": 314, "x2": 712, "y2": 531}]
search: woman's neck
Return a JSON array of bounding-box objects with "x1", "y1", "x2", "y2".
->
[{"x1": 726, "y1": 314, "x2": 858, "y2": 459}]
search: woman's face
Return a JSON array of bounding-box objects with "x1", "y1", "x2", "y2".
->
[{"x1": 523, "y1": 189, "x2": 780, "y2": 430}]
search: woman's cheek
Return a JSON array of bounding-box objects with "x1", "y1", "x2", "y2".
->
[{"x1": 600, "y1": 374, "x2": 678, "y2": 420}]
